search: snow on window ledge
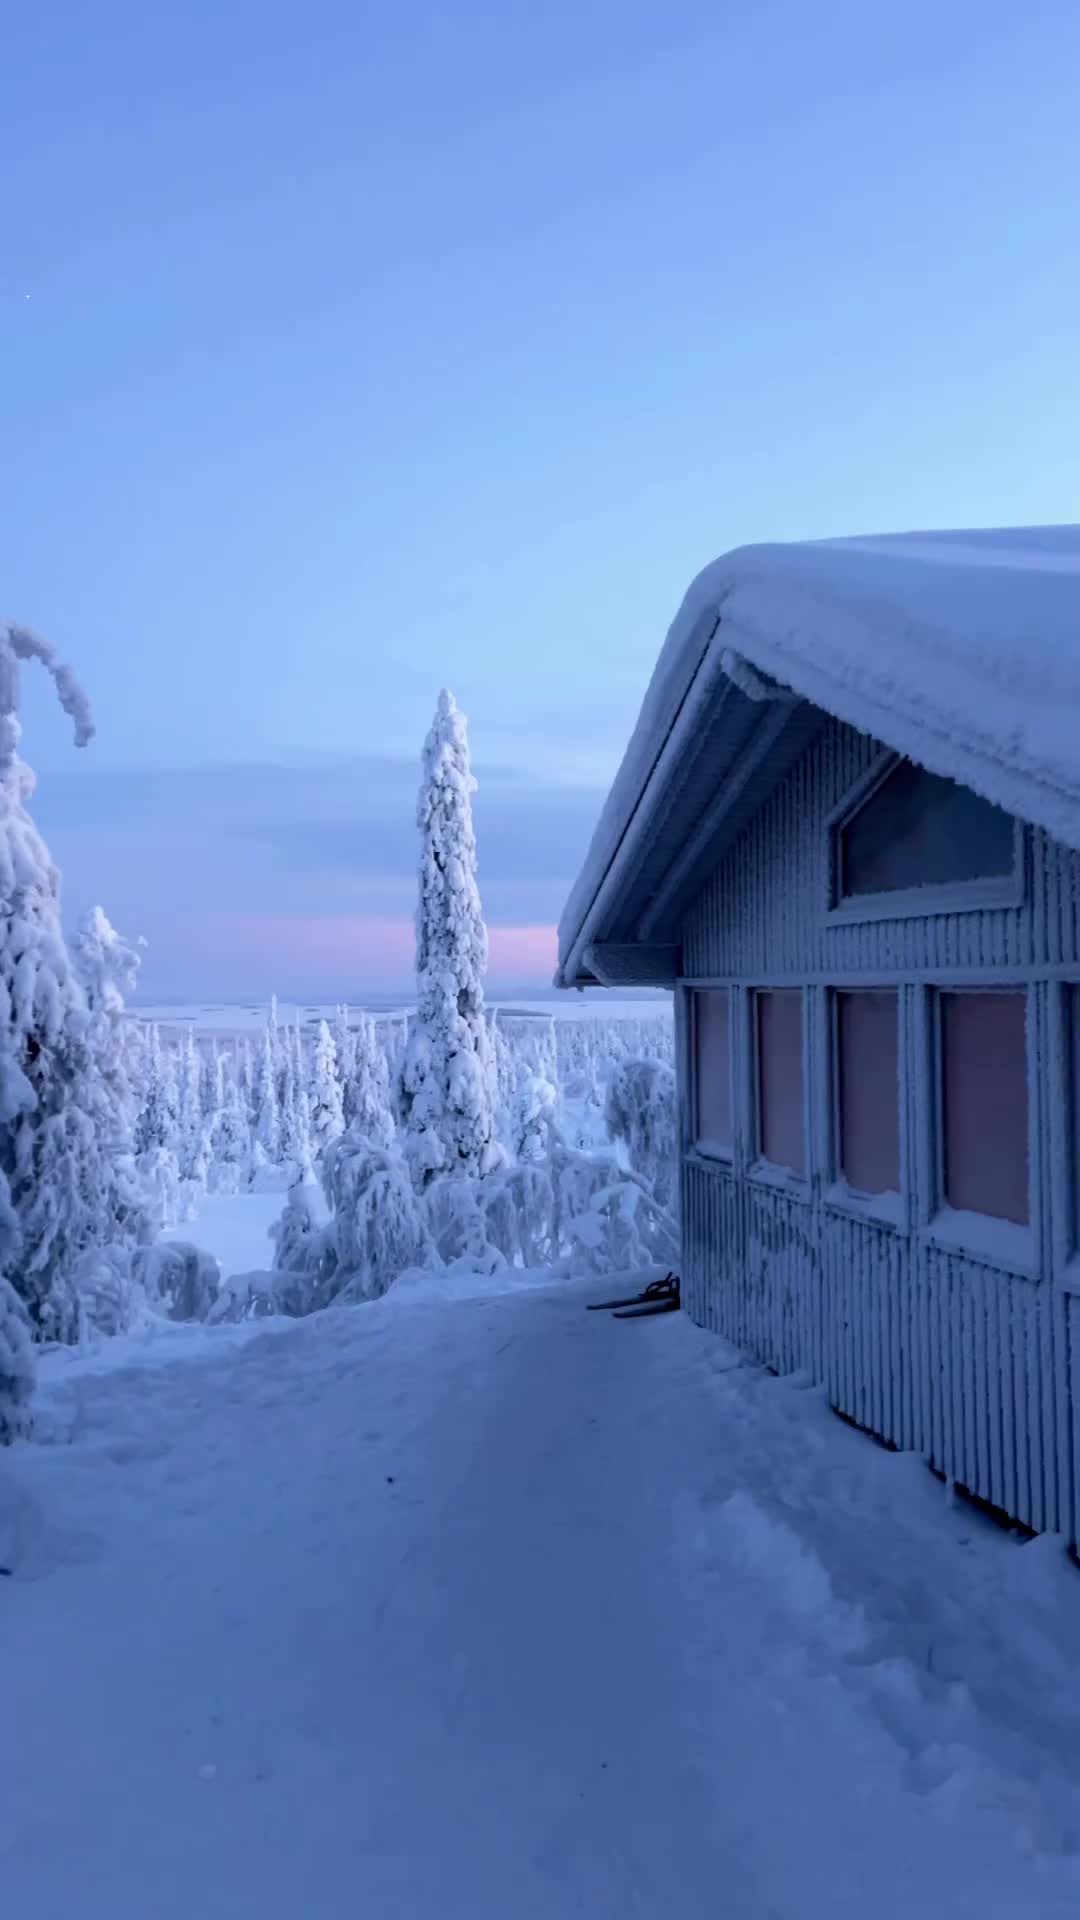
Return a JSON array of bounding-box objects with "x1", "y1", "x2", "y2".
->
[
  {"x1": 824, "y1": 870, "x2": 1024, "y2": 927},
  {"x1": 689, "y1": 1138, "x2": 734, "y2": 1167},
  {"x1": 823, "y1": 1180, "x2": 904, "y2": 1232},
  {"x1": 746, "y1": 1157, "x2": 810, "y2": 1198},
  {"x1": 923, "y1": 1204, "x2": 1037, "y2": 1278}
]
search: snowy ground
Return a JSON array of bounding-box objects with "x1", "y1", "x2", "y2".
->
[
  {"x1": 164, "y1": 1187, "x2": 287, "y2": 1279},
  {"x1": 4, "y1": 1251, "x2": 1080, "y2": 1918}
]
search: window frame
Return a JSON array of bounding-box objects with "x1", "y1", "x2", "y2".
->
[
  {"x1": 1049, "y1": 981, "x2": 1080, "y2": 1295},
  {"x1": 749, "y1": 986, "x2": 810, "y2": 1191},
  {"x1": 689, "y1": 986, "x2": 734, "y2": 1164},
  {"x1": 823, "y1": 986, "x2": 906, "y2": 1231},
  {"x1": 823, "y1": 750, "x2": 1026, "y2": 927},
  {"x1": 917, "y1": 982, "x2": 1040, "y2": 1278}
]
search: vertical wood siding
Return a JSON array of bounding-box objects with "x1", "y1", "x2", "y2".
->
[
  {"x1": 680, "y1": 714, "x2": 1080, "y2": 1543},
  {"x1": 682, "y1": 717, "x2": 1080, "y2": 979},
  {"x1": 682, "y1": 1164, "x2": 1068, "y2": 1535}
]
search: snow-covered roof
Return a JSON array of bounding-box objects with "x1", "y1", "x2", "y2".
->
[{"x1": 557, "y1": 525, "x2": 1080, "y2": 989}]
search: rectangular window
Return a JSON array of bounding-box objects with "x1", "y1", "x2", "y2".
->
[
  {"x1": 940, "y1": 991, "x2": 1028, "y2": 1225},
  {"x1": 836, "y1": 991, "x2": 900, "y2": 1196},
  {"x1": 693, "y1": 990, "x2": 731, "y2": 1154},
  {"x1": 756, "y1": 990, "x2": 805, "y2": 1176}
]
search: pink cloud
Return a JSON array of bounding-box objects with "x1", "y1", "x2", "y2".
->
[
  {"x1": 487, "y1": 923, "x2": 557, "y2": 980},
  {"x1": 188, "y1": 912, "x2": 557, "y2": 996}
]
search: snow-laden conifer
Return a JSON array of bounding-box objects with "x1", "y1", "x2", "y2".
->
[
  {"x1": 309, "y1": 1018, "x2": 344, "y2": 1161},
  {"x1": 400, "y1": 689, "x2": 499, "y2": 1184},
  {"x1": 348, "y1": 1013, "x2": 395, "y2": 1152},
  {"x1": 253, "y1": 1023, "x2": 281, "y2": 1167},
  {"x1": 0, "y1": 623, "x2": 126, "y2": 1345},
  {"x1": 207, "y1": 1048, "x2": 251, "y2": 1193}
]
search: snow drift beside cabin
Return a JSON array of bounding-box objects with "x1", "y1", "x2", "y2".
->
[{"x1": 558, "y1": 525, "x2": 1080, "y2": 982}]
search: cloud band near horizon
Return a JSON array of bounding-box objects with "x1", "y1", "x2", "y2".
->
[{"x1": 31, "y1": 753, "x2": 598, "y2": 1000}]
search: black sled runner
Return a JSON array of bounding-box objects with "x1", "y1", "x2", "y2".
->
[
  {"x1": 612, "y1": 1295, "x2": 681, "y2": 1320},
  {"x1": 586, "y1": 1272, "x2": 680, "y2": 1314}
]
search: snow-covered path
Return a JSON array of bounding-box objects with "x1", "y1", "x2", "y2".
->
[{"x1": 4, "y1": 1273, "x2": 1080, "y2": 1918}]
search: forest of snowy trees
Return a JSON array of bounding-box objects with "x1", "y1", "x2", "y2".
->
[{"x1": 0, "y1": 651, "x2": 675, "y2": 1441}]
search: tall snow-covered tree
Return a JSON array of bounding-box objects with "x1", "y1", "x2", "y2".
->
[
  {"x1": 348, "y1": 1012, "x2": 395, "y2": 1152},
  {"x1": 253, "y1": 1023, "x2": 281, "y2": 1166},
  {"x1": 236, "y1": 1037, "x2": 255, "y2": 1134},
  {"x1": 131, "y1": 1025, "x2": 182, "y2": 1232},
  {"x1": 71, "y1": 907, "x2": 141, "y2": 1148},
  {"x1": 177, "y1": 1027, "x2": 208, "y2": 1187},
  {"x1": 208, "y1": 1048, "x2": 250, "y2": 1193},
  {"x1": 333, "y1": 1006, "x2": 357, "y2": 1125},
  {"x1": 199, "y1": 1039, "x2": 219, "y2": 1125},
  {"x1": 266, "y1": 1019, "x2": 313, "y2": 1181},
  {"x1": 0, "y1": 622, "x2": 137, "y2": 1346},
  {"x1": 309, "y1": 1018, "x2": 345, "y2": 1160},
  {"x1": 134, "y1": 1024, "x2": 180, "y2": 1158},
  {"x1": 400, "y1": 689, "x2": 499, "y2": 1184},
  {"x1": 70, "y1": 904, "x2": 156, "y2": 1248}
]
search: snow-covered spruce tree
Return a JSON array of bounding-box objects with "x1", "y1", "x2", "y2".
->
[
  {"x1": 604, "y1": 1055, "x2": 678, "y2": 1211},
  {"x1": 207, "y1": 1048, "x2": 251, "y2": 1193},
  {"x1": 285, "y1": 1008, "x2": 407, "y2": 1303},
  {"x1": 236, "y1": 1036, "x2": 255, "y2": 1140},
  {"x1": 199, "y1": 1039, "x2": 219, "y2": 1128},
  {"x1": 132, "y1": 1023, "x2": 182, "y2": 1229},
  {"x1": 400, "y1": 689, "x2": 500, "y2": 1186},
  {"x1": 133, "y1": 1025, "x2": 173, "y2": 1155},
  {"x1": 309, "y1": 1018, "x2": 344, "y2": 1161},
  {"x1": 70, "y1": 904, "x2": 157, "y2": 1249},
  {"x1": 333, "y1": 1005, "x2": 356, "y2": 1122},
  {"x1": 177, "y1": 1027, "x2": 208, "y2": 1190},
  {"x1": 348, "y1": 1012, "x2": 395, "y2": 1152},
  {"x1": 252, "y1": 1023, "x2": 281, "y2": 1169},
  {"x1": 491, "y1": 1010, "x2": 558, "y2": 1161},
  {"x1": 0, "y1": 622, "x2": 144, "y2": 1348},
  {"x1": 279, "y1": 1021, "x2": 313, "y2": 1179}
]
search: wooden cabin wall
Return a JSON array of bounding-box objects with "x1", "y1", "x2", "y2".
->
[{"x1": 679, "y1": 713, "x2": 1080, "y2": 1544}]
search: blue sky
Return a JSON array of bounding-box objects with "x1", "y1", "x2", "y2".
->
[{"x1": 4, "y1": 0, "x2": 1079, "y2": 997}]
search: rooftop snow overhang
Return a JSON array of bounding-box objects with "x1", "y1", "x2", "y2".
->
[
  {"x1": 556, "y1": 527, "x2": 1080, "y2": 992},
  {"x1": 556, "y1": 626, "x2": 821, "y2": 989}
]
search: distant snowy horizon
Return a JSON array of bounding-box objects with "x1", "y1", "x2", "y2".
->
[{"x1": 130, "y1": 989, "x2": 672, "y2": 1032}]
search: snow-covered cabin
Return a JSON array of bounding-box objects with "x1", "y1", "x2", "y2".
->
[{"x1": 557, "y1": 527, "x2": 1080, "y2": 1545}]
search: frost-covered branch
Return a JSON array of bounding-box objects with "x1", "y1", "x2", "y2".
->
[{"x1": 0, "y1": 622, "x2": 94, "y2": 775}]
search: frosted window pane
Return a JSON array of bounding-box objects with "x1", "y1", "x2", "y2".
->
[
  {"x1": 757, "y1": 991, "x2": 805, "y2": 1176},
  {"x1": 941, "y1": 992, "x2": 1028, "y2": 1225},
  {"x1": 840, "y1": 760, "x2": 1014, "y2": 897},
  {"x1": 837, "y1": 992, "x2": 900, "y2": 1195},
  {"x1": 694, "y1": 991, "x2": 731, "y2": 1151}
]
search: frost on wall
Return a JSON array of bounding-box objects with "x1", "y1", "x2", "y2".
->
[{"x1": 401, "y1": 690, "x2": 500, "y2": 1185}]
